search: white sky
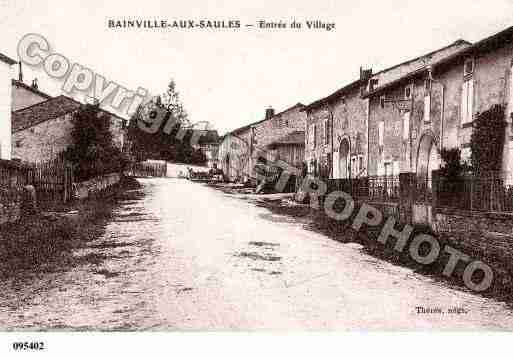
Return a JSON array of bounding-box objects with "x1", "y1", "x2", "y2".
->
[{"x1": 1, "y1": 0, "x2": 513, "y2": 134}]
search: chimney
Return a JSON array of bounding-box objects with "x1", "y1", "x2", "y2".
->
[
  {"x1": 18, "y1": 61, "x2": 23, "y2": 82},
  {"x1": 265, "y1": 106, "x2": 274, "y2": 121},
  {"x1": 86, "y1": 96, "x2": 100, "y2": 106},
  {"x1": 31, "y1": 78, "x2": 38, "y2": 89},
  {"x1": 360, "y1": 66, "x2": 372, "y2": 80}
]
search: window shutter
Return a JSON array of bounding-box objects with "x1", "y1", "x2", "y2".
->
[
  {"x1": 403, "y1": 112, "x2": 410, "y2": 140},
  {"x1": 467, "y1": 79, "x2": 474, "y2": 123},
  {"x1": 333, "y1": 151, "x2": 339, "y2": 179},
  {"x1": 424, "y1": 95, "x2": 431, "y2": 123},
  {"x1": 321, "y1": 121, "x2": 325, "y2": 146},
  {"x1": 461, "y1": 81, "x2": 469, "y2": 124},
  {"x1": 378, "y1": 121, "x2": 384, "y2": 146}
]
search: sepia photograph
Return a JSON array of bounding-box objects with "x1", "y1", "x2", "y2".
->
[{"x1": 1, "y1": 0, "x2": 513, "y2": 357}]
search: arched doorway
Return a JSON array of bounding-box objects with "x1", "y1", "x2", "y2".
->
[
  {"x1": 416, "y1": 132, "x2": 440, "y2": 187},
  {"x1": 339, "y1": 139, "x2": 350, "y2": 179}
]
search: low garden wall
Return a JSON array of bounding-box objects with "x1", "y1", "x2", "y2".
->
[{"x1": 73, "y1": 173, "x2": 121, "y2": 200}]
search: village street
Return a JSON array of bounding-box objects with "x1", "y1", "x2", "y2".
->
[{"x1": 2, "y1": 178, "x2": 513, "y2": 330}]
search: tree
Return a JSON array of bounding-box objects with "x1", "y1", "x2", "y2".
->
[
  {"x1": 65, "y1": 104, "x2": 127, "y2": 181},
  {"x1": 161, "y1": 80, "x2": 189, "y2": 127},
  {"x1": 127, "y1": 79, "x2": 208, "y2": 164},
  {"x1": 439, "y1": 148, "x2": 468, "y2": 180},
  {"x1": 470, "y1": 104, "x2": 506, "y2": 175}
]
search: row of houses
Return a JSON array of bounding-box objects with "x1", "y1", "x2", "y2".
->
[
  {"x1": 219, "y1": 25, "x2": 513, "y2": 191},
  {"x1": 0, "y1": 55, "x2": 127, "y2": 164},
  {"x1": 218, "y1": 104, "x2": 306, "y2": 183}
]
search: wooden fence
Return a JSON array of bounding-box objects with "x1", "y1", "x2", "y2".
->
[
  {"x1": 126, "y1": 161, "x2": 167, "y2": 177},
  {"x1": 0, "y1": 158, "x2": 74, "y2": 204},
  {"x1": 0, "y1": 159, "x2": 30, "y2": 187},
  {"x1": 26, "y1": 158, "x2": 74, "y2": 203}
]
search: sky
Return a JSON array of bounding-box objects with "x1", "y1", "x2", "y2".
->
[{"x1": 2, "y1": 0, "x2": 513, "y2": 134}]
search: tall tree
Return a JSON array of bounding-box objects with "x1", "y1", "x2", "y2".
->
[
  {"x1": 65, "y1": 104, "x2": 127, "y2": 181},
  {"x1": 127, "y1": 79, "x2": 207, "y2": 165}
]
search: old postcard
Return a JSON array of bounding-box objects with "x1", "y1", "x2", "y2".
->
[{"x1": 1, "y1": 0, "x2": 513, "y2": 357}]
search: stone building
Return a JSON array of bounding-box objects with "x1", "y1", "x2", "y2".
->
[
  {"x1": 11, "y1": 95, "x2": 126, "y2": 163},
  {"x1": 303, "y1": 40, "x2": 470, "y2": 181},
  {"x1": 303, "y1": 74, "x2": 370, "y2": 180},
  {"x1": 218, "y1": 124, "x2": 252, "y2": 182},
  {"x1": 0, "y1": 53, "x2": 16, "y2": 160},
  {"x1": 194, "y1": 130, "x2": 220, "y2": 168},
  {"x1": 365, "y1": 26, "x2": 513, "y2": 185},
  {"x1": 218, "y1": 103, "x2": 306, "y2": 183},
  {"x1": 266, "y1": 130, "x2": 305, "y2": 169}
]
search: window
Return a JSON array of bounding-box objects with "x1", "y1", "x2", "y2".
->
[
  {"x1": 351, "y1": 155, "x2": 364, "y2": 177},
  {"x1": 380, "y1": 96, "x2": 385, "y2": 109},
  {"x1": 403, "y1": 111, "x2": 410, "y2": 140},
  {"x1": 327, "y1": 153, "x2": 332, "y2": 178},
  {"x1": 461, "y1": 78, "x2": 474, "y2": 124},
  {"x1": 324, "y1": 119, "x2": 329, "y2": 145},
  {"x1": 314, "y1": 124, "x2": 318, "y2": 148},
  {"x1": 351, "y1": 156, "x2": 357, "y2": 178},
  {"x1": 424, "y1": 94, "x2": 431, "y2": 123},
  {"x1": 464, "y1": 58, "x2": 474, "y2": 77},
  {"x1": 308, "y1": 124, "x2": 315, "y2": 148},
  {"x1": 404, "y1": 85, "x2": 412, "y2": 100},
  {"x1": 424, "y1": 78, "x2": 432, "y2": 92},
  {"x1": 369, "y1": 78, "x2": 379, "y2": 91},
  {"x1": 378, "y1": 120, "x2": 384, "y2": 147}
]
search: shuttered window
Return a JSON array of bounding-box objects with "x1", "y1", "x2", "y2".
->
[
  {"x1": 378, "y1": 120, "x2": 384, "y2": 147},
  {"x1": 461, "y1": 79, "x2": 474, "y2": 124},
  {"x1": 324, "y1": 119, "x2": 329, "y2": 145},
  {"x1": 424, "y1": 95, "x2": 431, "y2": 123},
  {"x1": 403, "y1": 111, "x2": 410, "y2": 140}
]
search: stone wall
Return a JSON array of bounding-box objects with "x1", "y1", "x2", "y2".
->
[
  {"x1": 13, "y1": 112, "x2": 76, "y2": 162},
  {"x1": 218, "y1": 104, "x2": 306, "y2": 183},
  {"x1": 433, "y1": 207, "x2": 513, "y2": 236},
  {"x1": 74, "y1": 173, "x2": 121, "y2": 200},
  {"x1": 253, "y1": 104, "x2": 306, "y2": 152},
  {"x1": 13, "y1": 110, "x2": 126, "y2": 163}
]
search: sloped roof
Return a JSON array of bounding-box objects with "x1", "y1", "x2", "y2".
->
[
  {"x1": 226, "y1": 103, "x2": 305, "y2": 136},
  {"x1": 304, "y1": 39, "x2": 471, "y2": 109},
  {"x1": 12, "y1": 95, "x2": 129, "y2": 133},
  {"x1": 198, "y1": 130, "x2": 220, "y2": 144},
  {"x1": 267, "y1": 130, "x2": 305, "y2": 148},
  {"x1": 12, "y1": 79, "x2": 52, "y2": 100},
  {"x1": 364, "y1": 27, "x2": 513, "y2": 98},
  {"x1": 12, "y1": 95, "x2": 81, "y2": 132}
]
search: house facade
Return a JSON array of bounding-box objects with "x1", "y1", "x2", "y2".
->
[
  {"x1": 12, "y1": 95, "x2": 126, "y2": 163},
  {"x1": 194, "y1": 130, "x2": 220, "y2": 168},
  {"x1": 366, "y1": 26, "x2": 513, "y2": 185},
  {"x1": 0, "y1": 53, "x2": 16, "y2": 160},
  {"x1": 303, "y1": 40, "x2": 470, "y2": 182},
  {"x1": 218, "y1": 125, "x2": 252, "y2": 182},
  {"x1": 266, "y1": 130, "x2": 305, "y2": 168},
  {"x1": 218, "y1": 104, "x2": 306, "y2": 182},
  {"x1": 303, "y1": 76, "x2": 369, "y2": 180}
]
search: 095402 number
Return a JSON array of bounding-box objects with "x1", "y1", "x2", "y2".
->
[{"x1": 12, "y1": 342, "x2": 45, "y2": 351}]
